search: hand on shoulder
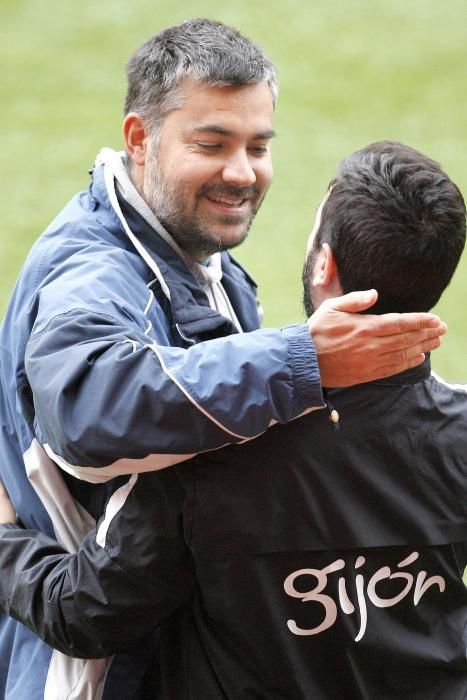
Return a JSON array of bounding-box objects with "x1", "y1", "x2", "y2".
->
[{"x1": 308, "y1": 290, "x2": 447, "y2": 387}]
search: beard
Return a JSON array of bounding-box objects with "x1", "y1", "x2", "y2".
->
[
  {"x1": 302, "y1": 248, "x2": 318, "y2": 318},
  {"x1": 142, "y1": 146, "x2": 263, "y2": 259}
]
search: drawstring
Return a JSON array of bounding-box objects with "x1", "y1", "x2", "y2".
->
[{"x1": 323, "y1": 389, "x2": 340, "y2": 431}]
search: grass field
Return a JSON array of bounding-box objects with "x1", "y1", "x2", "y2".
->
[{"x1": 1, "y1": 0, "x2": 467, "y2": 379}]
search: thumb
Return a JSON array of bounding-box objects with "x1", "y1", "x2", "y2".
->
[{"x1": 327, "y1": 289, "x2": 378, "y2": 313}]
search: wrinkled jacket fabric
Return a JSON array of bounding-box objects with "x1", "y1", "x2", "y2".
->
[
  {"x1": 0, "y1": 163, "x2": 322, "y2": 699},
  {"x1": 0, "y1": 360, "x2": 466, "y2": 698}
]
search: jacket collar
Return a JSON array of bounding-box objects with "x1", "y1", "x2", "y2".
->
[
  {"x1": 90, "y1": 165, "x2": 259, "y2": 343},
  {"x1": 370, "y1": 355, "x2": 432, "y2": 385}
]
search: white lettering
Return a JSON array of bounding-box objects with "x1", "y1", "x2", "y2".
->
[
  {"x1": 413, "y1": 571, "x2": 445, "y2": 605},
  {"x1": 284, "y1": 561, "x2": 345, "y2": 636},
  {"x1": 354, "y1": 574, "x2": 368, "y2": 642},
  {"x1": 367, "y1": 566, "x2": 413, "y2": 608},
  {"x1": 284, "y1": 552, "x2": 446, "y2": 642}
]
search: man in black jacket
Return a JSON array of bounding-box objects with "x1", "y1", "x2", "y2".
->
[{"x1": 0, "y1": 141, "x2": 466, "y2": 699}]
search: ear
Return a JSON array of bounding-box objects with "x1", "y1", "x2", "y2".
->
[
  {"x1": 311, "y1": 243, "x2": 342, "y2": 303},
  {"x1": 312, "y1": 243, "x2": 341, "y2": 292},
  {"x1": 123, "y1": 112, "x2": 149, "y2": 167}
]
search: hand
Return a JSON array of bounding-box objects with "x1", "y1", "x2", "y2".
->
[
  {"x1": 308, "y1": 290, "x2": 447, "y2": 388},
  {"x1": 0, "y1": 480, "x2": 17, "y2": 525}
]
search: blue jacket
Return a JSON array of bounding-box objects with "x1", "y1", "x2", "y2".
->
[{"x1": 0, "y1": 162, "x2": 323, "y2": 699}]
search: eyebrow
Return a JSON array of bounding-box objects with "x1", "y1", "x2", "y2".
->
[{"x1": 192, "y1": 125, "x2": 277, "y2": 140}]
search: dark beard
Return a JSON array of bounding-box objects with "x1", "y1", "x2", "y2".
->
[{"x1": 301, "y1": 249, "x2": 317, "y2": 318}]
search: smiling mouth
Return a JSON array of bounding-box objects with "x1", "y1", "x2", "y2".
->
[
  {"x1": 205, "y1": 194, "x2": 249, "y2": 208},
  {"x1": 202, "y1": 185, "x2": 259, "y2": 211}
]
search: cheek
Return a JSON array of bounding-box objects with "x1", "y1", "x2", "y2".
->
[
  {"x1": 170, "y1": 160, "x2": 219, "y2": 194},
  {"x1": 257, "y1": 159, "x2": 273, "y2": 188}
]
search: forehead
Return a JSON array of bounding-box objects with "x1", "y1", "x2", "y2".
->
[{"x1": 163, "y1": 80, "x2": 275, "y2": 137}]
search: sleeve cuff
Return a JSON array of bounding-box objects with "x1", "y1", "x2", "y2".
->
[{"x1": 282, "y1": 323, "x2": 325, "y2": 415}]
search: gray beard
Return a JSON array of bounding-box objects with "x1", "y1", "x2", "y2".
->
[{"x1": 142, "y1": 156, "x2": 259, "y2": 259}]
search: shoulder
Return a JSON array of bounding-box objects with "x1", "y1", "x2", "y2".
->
[
  {"x1": 16, "y1": 199, "x2": 151, "y2": 337},
  {"x1": 430, "y1": 370, "x2": 467, "y2": 396}
]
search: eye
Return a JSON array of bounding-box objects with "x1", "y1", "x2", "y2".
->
[
  {"x1": 249, "y1": 144, "x2": 270, "y2": 156},
  {"x1": 196, "y1": 142, "x2": 222, "y2": 152}
]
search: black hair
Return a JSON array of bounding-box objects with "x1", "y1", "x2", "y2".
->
[{"x1": 312, "y1": 140, "x2": 466, "y2": 313}]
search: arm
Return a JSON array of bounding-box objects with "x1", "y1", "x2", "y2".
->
[
  {"x1": 26, "y1": 309, "x2": 322, "y2": 478},
  {"x1": 0, "y1": 471, "x2": 193, "y2": 658},
  {"x1": 26, "y1": 288, "x2": 444, "y2": 480}
]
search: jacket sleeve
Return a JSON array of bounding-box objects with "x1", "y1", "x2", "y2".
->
[
  {"x1": 25, "y1": 305, "x2": 323, "y2": 480},
  {"x1": 0, "y1": 470, "x2": 193, "y2": 658}
]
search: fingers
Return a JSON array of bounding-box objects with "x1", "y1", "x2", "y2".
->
[
  {"x1": 368, "y1": 325, "x2": 445, "y2": 356},
  {"x1": 368, "y1": 312, "x2": 446, "y2": 337},
  {"x1": 396, "y1": 312, "x2": 447, "y2": 334},
  {"x1": 326, "y1": 289, "x2": 378, "y2": 314},
  {"x1": 346, "y1": 330, "x2": 443, "y2": 383},
  {"x1": 405, "y1": 333, "x2": 443, "y2": 357},
  {"x1": 353, "y1": 353, "x2": 426, "y2": 384},
  {"x1": 374, "y1": 332, "x2": 442, "y2": 370},
  {"x1": 318, "y1": 293, "x2": 446, "y2": 339}
]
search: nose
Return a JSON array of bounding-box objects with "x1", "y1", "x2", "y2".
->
[{"x1": 222, "y1": 150, "x2": 256, "y2": 187}]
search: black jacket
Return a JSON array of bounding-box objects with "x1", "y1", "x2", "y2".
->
[{"x1": 0, "y1": 359, "x2": 466, "y2": 698}]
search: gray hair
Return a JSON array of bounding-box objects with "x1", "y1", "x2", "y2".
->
[{"x1": 124, "y1": 18, "x2": 278, "y2": 137}]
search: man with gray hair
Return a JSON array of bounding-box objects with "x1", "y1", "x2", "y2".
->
[{"x1": 0, "y1": 19, "x2": 445, "y2": 699}]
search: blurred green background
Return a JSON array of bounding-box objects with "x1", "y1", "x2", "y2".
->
[{"x1": 1, "y1": 0, "x2": 466, "y2": 378}]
